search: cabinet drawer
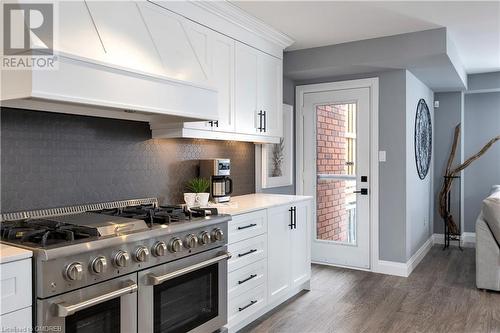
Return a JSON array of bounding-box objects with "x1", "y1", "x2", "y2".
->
[
  {"x1": 228, "y1": 282, "x2": 266, "y2": 327},
  {"x1": 228, "y1": 234, "x2": 267, "y2": 272},
  {"x1": 228, "y1": 210, "x2": 267, "y2": 244},
  {"x1": 0, "y1": 307, "x2": 31, "y2": 331},
  {"x1": 228, "y1": 259, "x2": 266, "y2": 298},
  {"x1": 0, "y1": 259, "x2": 31, "y2": 315}
]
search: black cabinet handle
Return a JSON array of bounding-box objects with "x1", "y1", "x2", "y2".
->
[
  {"x1": 238, "y1": 274, "x2": 257, "y2": 285},
  {"x1": 238, "y1": 249, "x2": 257, "y2": 257},
  {"x1": 257, "y1": 111, "x2": 263, "y2": 132},
  {"x1": 293, "y1": 206, "x2": 297, "y2": 229},
  {"x1": 214, "y1": 120, "x2": 219, "y2": 127},
  {"x1": 288, "y1": 207, "x2": 294, "y2": 229},
  {"x1": 263, "y1": 111, "x2": 267, "y2": 132},
  {"x1": 238, "y1": 223, "x2": 257, "y2": 230},
  {"x1": 239, "y1": 300, "x2": 257, "y2": 312}
]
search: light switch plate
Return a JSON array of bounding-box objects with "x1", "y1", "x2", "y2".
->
[{"x1": 379, "y1": 151, "x2": 387, "y2": 162}]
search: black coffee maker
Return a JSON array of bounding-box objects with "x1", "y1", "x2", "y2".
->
[{"x1": 200, "y1": 159, "x2": 233, "y2": 203}]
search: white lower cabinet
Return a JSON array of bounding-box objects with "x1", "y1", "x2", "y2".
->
[
  {"x1": 0, "y1": 307, "x2": 31, "y2": 332},
  {"x1": 226, "y1": 199, "x2": 311, "y2": 332},
  {"x1": 228, "y1": 283, "x2": 267, "y2": 328},
  {"x1": 0, "y1": 257, "x2": 32, "y2": 331},
  {"x1": 228, "y1": 234, "x2": 267, "y2": 272},
  {"x1": 228, "y1": 259, "x2": 267, "y2": 299}
]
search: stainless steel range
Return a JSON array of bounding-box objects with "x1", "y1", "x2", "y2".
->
[{"x1": 0, "y1": 198, "x2": 231, "y2": 333}]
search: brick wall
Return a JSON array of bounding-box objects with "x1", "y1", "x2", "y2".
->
[{"x1": 316, "y1": 105, "x2": 349, "y2": 241}]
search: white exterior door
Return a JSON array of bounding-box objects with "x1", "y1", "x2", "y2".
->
[{"x1": 302, "y1": 87, "x2": 371, "y2": 269}]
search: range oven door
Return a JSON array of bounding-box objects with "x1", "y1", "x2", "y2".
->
[
  {"x1": 38, "y1": 273, "x2": 137, "y2": 333},
  {"x1": 138, "y1": 248, "x2": 230, "y2": 333}
]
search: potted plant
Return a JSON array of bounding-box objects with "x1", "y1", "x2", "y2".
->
[{"x1": 185, "y1": 177, "x2": 211, "y2": 207}]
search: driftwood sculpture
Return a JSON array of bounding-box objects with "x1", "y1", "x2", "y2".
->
[{"x1": 439, "y1": 124, "x2": 500, "y2": 234}]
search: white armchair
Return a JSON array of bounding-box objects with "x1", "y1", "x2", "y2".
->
[{"x1": 476, "y1": 185, "x2": 500, "y2": 291}]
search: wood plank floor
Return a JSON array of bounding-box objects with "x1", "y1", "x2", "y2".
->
[{"x1": 239, "y1": 246, "x2": 500, "y2": 333}]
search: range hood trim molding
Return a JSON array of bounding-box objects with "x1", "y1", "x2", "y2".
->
[{"x1": 1, "y1": 52, "x2": 219, "y2": 123}]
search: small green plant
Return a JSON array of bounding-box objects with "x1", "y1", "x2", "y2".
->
[{"x1": 186, "y1": 177, "x2": 210, "y2": 193}]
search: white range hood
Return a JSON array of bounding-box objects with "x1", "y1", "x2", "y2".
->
[{"x1": 1, "y1": 1, "x2": 218, "y2": 124}]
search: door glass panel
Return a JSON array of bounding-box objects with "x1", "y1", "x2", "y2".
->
[
  {"x1": 154, "y1": 264, "x2": 218, "y2": 333},
  {"x1": 65, "y1": 298, "x2": 120, "y2": 333},
  {"x1": 316, "y1": 103, "x2": 357, "y2": 245}
]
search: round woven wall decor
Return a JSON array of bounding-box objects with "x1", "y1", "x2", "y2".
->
[{"x1": 414, "y1": 99, "x2": 432, "y2": 180}]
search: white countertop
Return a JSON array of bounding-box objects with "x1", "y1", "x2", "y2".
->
[
  {"x1": 211, "y1": 193, "x2": 312, "y2": 216},
  {"x1": 0, "y1": 243, "x2": 32, "y2": 264}
]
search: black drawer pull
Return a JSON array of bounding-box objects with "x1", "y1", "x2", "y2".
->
[
  {"x1": 239, "y1": 300, "x2": 257, "y2": 312},
  {"x1": 238, "y1": 249, "x2": 257, "y2": 257},
  {"x1": 238, "y1": 274, "x2": 257, "y2": 285},
  {"x1": 238, "y1": 223, "x2": 257, "y2": 230}
]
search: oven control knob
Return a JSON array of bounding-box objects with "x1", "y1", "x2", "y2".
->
[
  {"x1": 135, "y1": 246, "x2": 150, "y2": 262},
  {"x1": 168, "y1": 237, "x2": 183, "y2": 253},
  {"x1": 184, "y1": 234, "x2": 198, "y2": 249},
  {"x1": 152, "y1": 241, "x2": 167, "y2": 257},
  {"x1": 198, "y1": 231, "x2": 211, "y2": 245},
  {"x1": 90, "y1": 256, "x2": 107, "y2": 274},
  {"x1": 64, "y1": 262, "x2": 83, "y2": 281},
  {"x1": 211, "y1": 228, "x2": 224, "y2": 242},
  {"x1": 114, "y1": 250, "x2": 130, "y2": 267}
]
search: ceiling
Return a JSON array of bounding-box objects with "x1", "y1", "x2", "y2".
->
[{"x1": 231, "y1": 1, "x2": 500, "y2": 74}]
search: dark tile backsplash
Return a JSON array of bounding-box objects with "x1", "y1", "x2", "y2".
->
[{"x1": 1, "y1": 108, "x2": 255, "y2": 212}]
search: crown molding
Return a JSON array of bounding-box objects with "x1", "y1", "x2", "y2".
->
[{"x1": 189, "y1": 0, "x2": 294, "y2": 49}]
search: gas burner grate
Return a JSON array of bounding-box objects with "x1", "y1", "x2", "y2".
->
[{"x1": 0, "y1": 219, "x2": 99, "y2": 247}]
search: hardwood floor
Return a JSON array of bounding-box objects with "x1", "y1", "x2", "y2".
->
[{"x1": 239, "y1": 246, "x2": 500, "y2": 333}]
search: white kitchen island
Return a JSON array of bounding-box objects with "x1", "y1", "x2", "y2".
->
[{"x1": 214, "y1": 194, "x2": 313, "y2": 332}]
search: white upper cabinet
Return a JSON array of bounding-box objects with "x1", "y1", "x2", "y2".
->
[
  {"x1": 235, "y1": 42, "x2": 260, "y2": 135},
  {"x1": 209, "y1": 33, "x2": 236, "y2": 132},
  {"x1": 258, "y1": 54, "x2": 283, "y2": 138},
  {"x1": 234, "y1": 42, "x2": 283, "y2": 138},
  {"x1": 85, "y1": 1, "x2": 165, "y2": 76}
]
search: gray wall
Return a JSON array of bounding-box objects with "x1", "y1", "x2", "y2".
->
[
  {"x1": 468, "y1": 71, "x2": 500, "y2": 92},
  {"x1": 464, "y1": 92, "x2": 500, "y2": 232},
  {"x1": 405, "y1": 71, "x2": 434, "y2": 260},
  {"x1": 288, "y1": 68, "x2": 409, "y2": 263},
  {"x1": 432, "y1": 92, "x2": 463, "y2": 234},
  {"x1": 1, "y1": 108, "x2": 255, "y2": 213}
]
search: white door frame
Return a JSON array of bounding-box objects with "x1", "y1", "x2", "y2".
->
[{"x1": 296, "y1": 78, "x2": 379, "y2": 272}]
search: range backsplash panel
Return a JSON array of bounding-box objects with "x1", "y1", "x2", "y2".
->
[{"x1": 1, "y1": 108, "x2": 255, "y2": 213}]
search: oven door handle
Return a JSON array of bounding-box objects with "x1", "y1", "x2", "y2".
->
[
  {"x1": 146, "y1": 251, "x2": 232, "y2": 286},
  {"x1": 55, "y1": 280, "x2": 138, "y2": 317}
]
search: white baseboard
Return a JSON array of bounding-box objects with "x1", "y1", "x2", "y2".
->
[
  {"x1": 407, "y1": 237, "x2": 434, "y2": 275},
  {"x1": 375, "y1": 236, "x2": 433, "y2": 277},
  {"x1": 432, "y1": 232, "x2": 476, "y2": 247}
]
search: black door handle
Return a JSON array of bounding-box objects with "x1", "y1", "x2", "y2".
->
[{"x1": 354, "y1": 188, "x2": 368, "y2": 195}]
